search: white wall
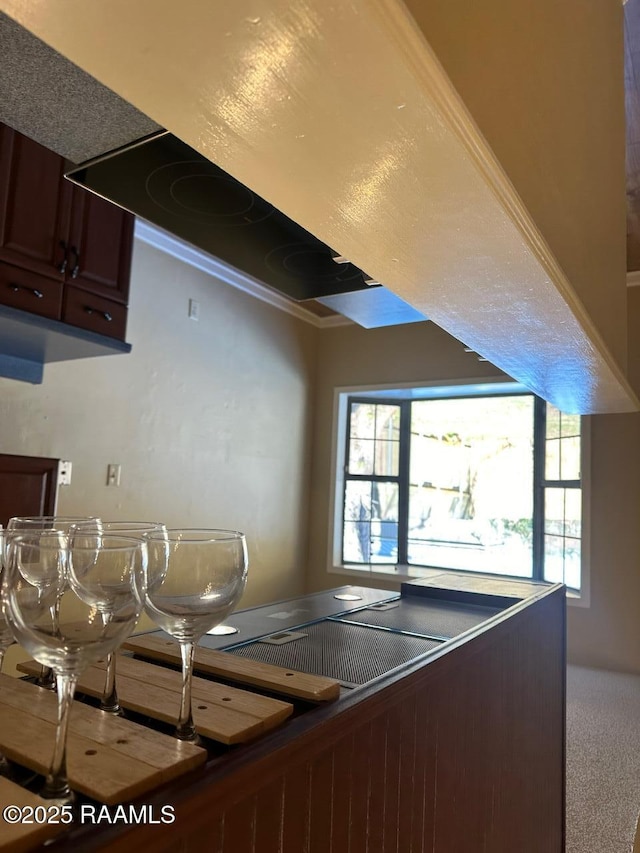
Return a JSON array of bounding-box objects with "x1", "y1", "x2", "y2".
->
[{"x1": 0, "y1": 239, "x2": 318, "y2": 612}]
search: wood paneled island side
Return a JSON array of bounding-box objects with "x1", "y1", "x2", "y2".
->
[{"x1": 17, "y1": 579, "x2": 566, "y2": 853}]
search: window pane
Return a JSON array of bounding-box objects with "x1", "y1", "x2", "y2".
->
[
  {"x1": 559, "y1": 436, "x2": 580, "y2": 480},
  {"x1": 560, "y1": 412, "x2": 580, "y2": 438},
  {"x1": 344, "y1": 481, "x2": 373, "y2": 521},
  {"x1": 374, "y1": 481, "x2": 399, "y2": 522},
  {"x1": 410, "y1": 432, "x2": 471, "y2": 491},
  {"x1": 408, "y1": 395, "x2": 533, "y2": 577},
  {"x1": 544, "y1": 535, "x2": 565, "y2": 583},
  {"x1": 563, "y1": 538, "x2": 581, "y2": 589},
  {"x1": 544, "y1": 534, "x2": 581, "y2": 588},
  {"x1": 544, "y1": 488, "x2": 565, "y2": 535},
  {"x1": 349, "y1": 403, "x2": 400, "y2": 475},
  {"x1": 343, "y1": 481, "x2": 398, "y2": 564},
  {"x1": 544, "y1": 487, "x2": 582, "y2": 537},
  {"x1": 343, "y1": 521, "x2": 372, "y2": 563},
  {"x1": 374, "y1": 439, "x2": 399, "y2": 476},
  {"x1": 350, "y1": 403, "x2": 375, "y2": 438},
  {"x1": 546, "y1": 405, "x2": 561, "y2": 439},
  {"x1": 348, "y1": 438, "x2": 374, "y2": 475},
  {"x1": 545, "y1": 438, "x2": 560, "y2": 481},
  {"x1": 543, "y1": 486, "x2": 581, "y2": 589},
  {"x1": 370, "y1": 524, "x2": 399, "y2": 563},
  {"x1": 375, "y1": 405, "x2": 400, "y2": 442},
  {"x1": 565, "y1": 488, "x2": 581, "y2": 537},
  {"x1": 545, "y1": 409, "x2": 580, "y2": 480}
]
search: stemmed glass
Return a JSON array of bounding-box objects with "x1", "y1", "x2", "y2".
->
[
  {"x1": 6, "y1": 517, "x2": 98, "y2": 689},
  {"x1": 0, "y1": 525, "x2": 15, "y2": 670},
  {"x1": 2, "y1": 531, "x2": 146, "y2": 802},
  {"x1": 0, "y1": 525, "x2": 16, "y2": 777},
  {"x1": 70, "y1": 520, "x2": 166, "y2": 714},
  {"x1": 144, "y1": 529, "x2": 248, "y2": 742}
]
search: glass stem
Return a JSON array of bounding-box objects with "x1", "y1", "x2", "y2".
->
[
  {"x1": 0, "y1": 644, "x2": 14, "y2": 777},
  {"x1": 42, "y1": 673, "x2": 77, "y2": 801},
  {"x1": 176, "y1": 641, "x2": 197, "y2": 741},
  {"x1": 38, "y1": 601, "x2": 59, "y2": 689},
  {"x1": 100, "y1": 652, "x2": 119, "y2": 712},
  {"x1": 99, "y1": 613, "x2": 119, "y2": 713}
]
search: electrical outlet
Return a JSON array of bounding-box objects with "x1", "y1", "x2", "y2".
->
[
  {"x1": 58, "y1": 461, "x2": 72, "y2": 486},
  {"x1": 188, "y1": 298, "x2": 200, "y2": 320},
  {"x1": 106, "y1": 464, "x2": 121, "y2": 487}
]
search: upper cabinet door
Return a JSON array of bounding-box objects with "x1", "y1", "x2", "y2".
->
[
  {"x1": 0, "y1": 124, "x2": 71, "y2": 280},
  {"x1": 0, "y1": 453, "x2": 60, "y2": 527},
  {"x1": 67, "y1": 186, "x2": 133, "y2": 304}
]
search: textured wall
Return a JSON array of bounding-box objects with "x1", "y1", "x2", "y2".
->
[
  {"x1": 565, "y1": 290, "x2": 640, "y2": 672},
  {"x1": 566, "y1": 410, "x2": 640, "y2": 673},
  {"x1": 0, "y1": 239, "x2": 317, "y2": 612}
]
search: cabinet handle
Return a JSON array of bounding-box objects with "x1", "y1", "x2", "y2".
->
[
  {"x1": 70, "y1": 246, "x2": 80, "y2": 279},
  {"x1": 84, "y1": 306, "x2": 112, "y2": 322},
  {"x1": 57, "y1": 240, "x2": 68, "y2": 274},
  {"x1": 8, "y1": 283, "x2": 44, "y2": 298}
]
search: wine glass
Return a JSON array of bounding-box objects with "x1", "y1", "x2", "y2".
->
[
  {"x1": 2, "y1": 531, "x2": 146, "y2": 803},
  {"x1": 70, "y1": 520, "x2": 165, "y2": 714},
  {"x1": 0, "y1": 526, "x2": 15, "y2": 668},
  {"x1": 0, "y1": 525, "x2": 16, "y2": 778},
  {"x1": 144, "y1": 529, "x2": 248, "y2": 742},
  {"x1": 6, "y1": 517, "x2": 99, "y2": 688},
  {"x1": 7, "y1": 517, "x2": 99, "y2": 529}
]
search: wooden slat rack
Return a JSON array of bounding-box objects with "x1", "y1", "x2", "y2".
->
[
  {"x1": 0, "y1": 640, "x2": 340, "y2": 850},
  {"x1": 0, "y1": 673, "x2": 205, "y2": 805},
  {"x1": 0, "y1": 777, "x2": 66, "y2": 852},
  {"x1": 123, "y1": 634, "x2": 341, "y2": 702},
  {"x1": 18, "y1": 654, "x2": 294, "y2": 745}
]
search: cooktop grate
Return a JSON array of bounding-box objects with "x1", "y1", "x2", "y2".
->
[
  {"x1": 336, "y1": 596, "x2": 500, "y2": 639},
  {"x1": 227, "y1": 620, "x2": 442, "y2": 686}
]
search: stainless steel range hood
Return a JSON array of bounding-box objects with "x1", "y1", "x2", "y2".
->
[{"x1": 66, "y1": 130, "x2": 379, "y2": 304}]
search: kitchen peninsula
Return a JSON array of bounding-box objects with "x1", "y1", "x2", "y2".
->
[{"x1": 16, "y1": 575, "x2": 565, "y2": 853}]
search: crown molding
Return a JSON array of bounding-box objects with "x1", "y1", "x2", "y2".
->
[{"x1": 133, "y1": 220, "x2": 352, "y2": 329}]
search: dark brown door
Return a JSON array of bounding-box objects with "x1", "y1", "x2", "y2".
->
[
  {"x1": 0, "y1": 124, "x2": 71, "y2": 280},
  {"x1": 67, "y1": 186, "x2": 133, "y2": 304},
  {"x1": 0, "y1": 453, "x2": 59, "y2": 527}
]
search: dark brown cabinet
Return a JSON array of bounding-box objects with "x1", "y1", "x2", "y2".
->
[
  {"x1": 0, "y1": 453, "x2": 59, "y2": 526},
  {"x1": 67, "y1": 187, "x2": 132, "y2": 304},
  {"x1": 0, "y1": 261, "x2": 63, "y2": 321},
  {"x1": 0, "y1": 125, "x2": 71, "y2": 280},
  {"x1": 0, "y1": 123, "x2": 132, "y2": 340}
]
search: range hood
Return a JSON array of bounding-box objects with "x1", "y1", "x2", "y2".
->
[{"x1": 65, "y1": 130, "x2": 378, "y2": 303}]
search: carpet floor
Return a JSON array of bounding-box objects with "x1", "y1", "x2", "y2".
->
[{"x1": 566, "y1": 665, "x2": 640, "y2": 853}]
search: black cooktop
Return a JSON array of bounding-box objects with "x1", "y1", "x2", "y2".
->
[{"x1": 66, "y1": 131, "x2": 376, "y2": 302}]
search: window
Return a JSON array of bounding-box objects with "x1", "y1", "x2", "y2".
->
[
  {"x1": 333, "y1": 382, "x2": 584, "y2": 592},
  {"x1": 538, "y1": 403, "x2": 582, "y2": 589}
]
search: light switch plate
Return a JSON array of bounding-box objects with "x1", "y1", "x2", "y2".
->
[
  {"x1": 106, "y1": 463, "x2": 121, "y2": 486},
  {"x1": 58, "y1": 460, "x2": 72, "y2": 486}
]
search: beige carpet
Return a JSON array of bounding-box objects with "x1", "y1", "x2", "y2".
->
[{"x1": 567, "y1": 665, "x2": 640, "y2": 853}]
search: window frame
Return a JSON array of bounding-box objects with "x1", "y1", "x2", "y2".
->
[{"x1": 328, "y1": 379, "x2": 590, "y2": 605}]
